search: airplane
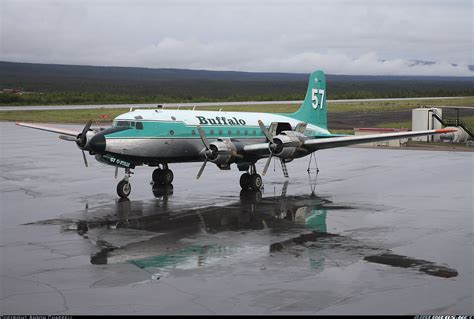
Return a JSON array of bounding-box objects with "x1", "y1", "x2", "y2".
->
[{"x1": 16, "y1": 70, "x2": 455, "y2": 198}]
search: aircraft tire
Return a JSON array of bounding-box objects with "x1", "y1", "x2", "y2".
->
[
  {"x1": 240, "y1": 173, "x2": 250, "y2": 189},
  {"x1": 249, "y1": 174, "x2": 263, "y2": 190},
  {"x1": 162, "y1": 169, "x2": 174, "y2": 185},
  {"x1": 117, "y1": 180, "x2": 131, "y2": 198},
  {"x1": 152, "y1": 168, "x2": 163, "y2": 183}
]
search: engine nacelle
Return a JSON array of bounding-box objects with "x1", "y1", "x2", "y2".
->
[
  {"x1": 272, "y1": 131, "x2": 306, "y2": 159},
  {"x1": 208, "y1": 139, "x2": 239, "y2": 167}
]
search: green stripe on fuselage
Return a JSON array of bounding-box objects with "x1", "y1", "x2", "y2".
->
[{"x1": 105, "y1": 120, "x2": 328, "y2": 139}]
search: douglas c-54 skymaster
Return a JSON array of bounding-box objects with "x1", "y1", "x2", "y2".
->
[{"x1": 17, "y1": 70, "x2": 454, "y2": 198}]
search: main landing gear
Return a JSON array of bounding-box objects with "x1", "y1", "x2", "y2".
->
[
  {"x1": 151, "y1": 163, "x2": 174, "y2": 186},
  {"x1": 239, "y1": 164, "x2": 263, "y2": 191}
]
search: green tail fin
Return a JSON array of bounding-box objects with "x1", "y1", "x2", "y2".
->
[{"x1": 289, "y1": 70, "x2": 327, "y2": 129}]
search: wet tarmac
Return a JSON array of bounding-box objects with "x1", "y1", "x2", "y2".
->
[{"x1": 1, "y1": 122, "x2": 473, "y2": 314}]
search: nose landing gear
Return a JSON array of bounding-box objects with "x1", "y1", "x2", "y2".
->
[
  {"x1": 240, "y1": 164, "x2": 263, "y2": 191},
  {"x1": 117, "y1": 168, "x2": 133, "y2": 198}
]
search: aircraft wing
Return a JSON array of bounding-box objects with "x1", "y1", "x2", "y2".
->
[
  {"x1": 16, "y1": 122, "x2": 81, "y2": 137},
  {"x1": 302, "y1": 128, "x2": 455, "y2": 151},
  {"x1": 243, "y1": 128, "x2": 455, "y2": 155}
]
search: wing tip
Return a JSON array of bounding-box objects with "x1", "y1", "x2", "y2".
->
[{"x1": 436, "y1": 128, "x2": 457, "y2": 133}]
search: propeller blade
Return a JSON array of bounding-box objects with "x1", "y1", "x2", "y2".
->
[
  {"x1": 196, "y1": 159, "x2": 208, "y2": 179},
  {"x1": 82, "y1": 120, "x2": 93, "y2": 137},
  {"x1": 280, "y1": 158, "x2": 289, "y2": 178},
  {"x1": 81, "y1": 150, "x2": 89, "y2": 167},
  {"x1": 77, "y1": 120, "x2": 93, "y2": 147},
  {"x1": 262, "y1": 154, "x2": 272, "y2": 176},
  {"x1": 197, "y1": 126, "x2": 211, "y2": 149},
  {"x1": 59, "y1": 135, "x2": 77, "y2": 142},
  {"x1": 258, "y1": 120, "x2": 273, "y2": 142}
]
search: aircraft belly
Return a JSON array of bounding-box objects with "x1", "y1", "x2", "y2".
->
[{"x1": 106, "y1": 138, "x2": 203, "y2": 159}]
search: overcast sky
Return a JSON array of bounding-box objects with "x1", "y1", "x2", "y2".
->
[{"x1": 1, "y1": 0, "x2": 472, "y2": 75}]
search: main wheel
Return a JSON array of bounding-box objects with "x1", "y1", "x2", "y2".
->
[
  {"x1": 152, "y1": 168, "x2": 163, "y2": 183},
  {"x1": 117, "y1": 180, "x2": 131, "y2": 198},
  {"x1": 162, "y1": 169, "x2": 174, "y2": 184},
  {"x1": 240, "y1": 173, "x2": 250, "y2": 189},
  {"x1": 249, "y1": 174, "x2": 263, "y2": 190}
]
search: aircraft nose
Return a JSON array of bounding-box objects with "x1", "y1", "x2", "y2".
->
[{"x1": 89, "y1": 133, "x2": 106, "y2": 153}]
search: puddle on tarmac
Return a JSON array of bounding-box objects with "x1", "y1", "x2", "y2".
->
[{"x1": 26, "y1": 184, "x2": 458, "y2": 279}]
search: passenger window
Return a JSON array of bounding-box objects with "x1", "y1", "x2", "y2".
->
[
  {"x1": 237, "y1": 130, "x2": 240, "y2": 135},
  {"x1": 136, "y1": 122, "x2": 143, "y2": 130},
  {"x1": 191, "y1": 130, "x2": 196, "y2": 136},
  {"x1": 218, "y1": 130, "x2": 222, "y2": 135},
  {"x1": 169, "y1": 130, "x2": 175, "y2": 136},
  {"x1": 244, "y1": 130, "x2": 248, "y2": 135},
  {"x1": 253, "y1": 130, "x2": 256, "y2": 135},
  {"x1": 228, "y1": 130, "x2": 232, "y2": 135},
  {"x1": 131, "y1": 122, "x2": 136, "y2": 127},
  {"x1": 210, "y1": 130, "x2": 214, "y2": 135}
]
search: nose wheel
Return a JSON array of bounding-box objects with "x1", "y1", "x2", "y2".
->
[
  {"x1": 117, "y1": 179, "x2": 131, "y2": 198},
  {"x1": 117, "y1": 168, "x2": 133, "y2": 198}
]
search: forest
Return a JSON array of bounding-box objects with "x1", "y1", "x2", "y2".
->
[{"x1": 1, "y1": 61, "x2": 473, "y2": 105}]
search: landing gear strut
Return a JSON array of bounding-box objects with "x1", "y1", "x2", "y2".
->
[
  {"x1": 152, "y1": 164, "x2": 174, "y2": 186},
  {"x1": 117, "y1": 168, "x2": 133, "y2": 198},
  {"x1": 240, "y1": 164, "x2": 263, "y2": 190}
]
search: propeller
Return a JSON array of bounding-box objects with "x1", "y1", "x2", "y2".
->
[
  {"x1": 195, "y1": 126, "x2": 237, "y2": 179},
  {"x1": 76, "y1": 120, "x2": 93, "y2": 148},
  {"x1": 258, "y1": 120, "x2": 286, "y2": 177},
  {"x1": 59, "y1": 135, "x2": 77, "y2": 142},
  {"x1": 58, "y1": 121, "x2": 93, "y2": 168},
  {"x1": 196, "y1": 126, "x2": 213, "y2": 179}
]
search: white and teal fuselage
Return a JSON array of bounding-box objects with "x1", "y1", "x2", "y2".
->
[{"x1": 104, "y1": 109, "x2": 330, "y2": 161}]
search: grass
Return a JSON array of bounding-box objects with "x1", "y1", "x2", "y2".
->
[
  {"x1": 1, "y1": 98, "x2": 473, "y2": 124},
  {"x1": 376, "y1": 116, "x2": 474, "y2": 131},
  {"x1": 376, "y1": 121, "x2": 412, "y2": 129},
  {"x1": 328, "y1": 97, "x2": 474, "y2": 113}
]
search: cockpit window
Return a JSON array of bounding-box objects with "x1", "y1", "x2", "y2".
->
[
  {"x1": 136, "y1": 122, "x2": 143, "y2": 130},
  {"x1": 114, "y1": 120, "x2": 132, "y2": 127}
]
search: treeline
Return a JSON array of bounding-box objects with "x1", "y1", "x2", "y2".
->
[{"x1": 1, "y1": 61, "x2": 473, "y2": 105}]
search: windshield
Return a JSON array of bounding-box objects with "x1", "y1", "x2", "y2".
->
[
  {"x1": 113, "y1": 120, "x2": 143, "y2": 130},
  {"x1": 113, "y1": 120, "x2": 131, "y2": 127}
]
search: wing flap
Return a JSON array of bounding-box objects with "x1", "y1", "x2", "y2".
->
[{"x1": 16, "y1": 122, "x2": 80, "y2": 137}]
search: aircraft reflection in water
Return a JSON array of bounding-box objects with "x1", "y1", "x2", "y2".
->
[{"x1": 55, "y1": 179, "x2": 457, "y2": 279}]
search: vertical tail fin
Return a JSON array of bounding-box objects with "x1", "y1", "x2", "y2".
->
[{"x1": 289, "y1": 70, "x2": 327, "y2": 129}]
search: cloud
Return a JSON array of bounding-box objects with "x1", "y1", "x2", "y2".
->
[{"x1": 1, "y1": 0, "x2": 472, "y2": 76}]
